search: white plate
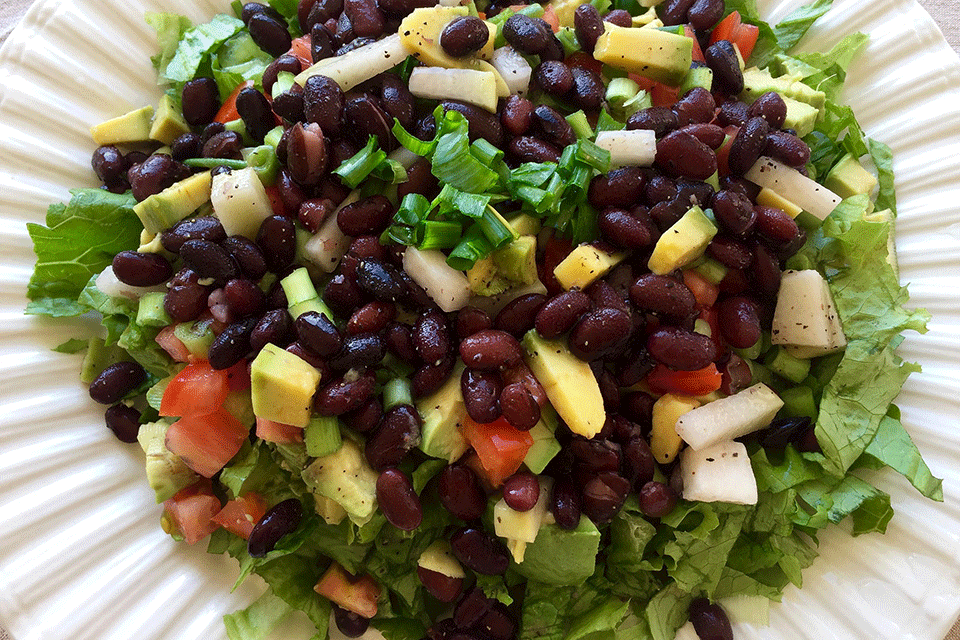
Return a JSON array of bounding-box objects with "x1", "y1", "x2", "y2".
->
[{"x1": 1, "y1": 1, "x2": 959, "y2": 639}]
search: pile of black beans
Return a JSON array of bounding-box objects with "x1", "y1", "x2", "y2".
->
[{"x1": 83, "y1": 0, "x2": 824, "y2": 637}]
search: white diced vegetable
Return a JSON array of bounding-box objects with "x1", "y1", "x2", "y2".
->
[
  {"x1": 490, "y1": 46, "x2": 532, "y2": 96},
  {"x1": 595, "y1": 129, "x2": 657, "y2": 168},
  {"x1": 494, "y1": 476, "x2": 551, "y2": 562},
  {"x1": 417, "y1": 540, "x2": 465, "y2": 578},
  {"x1": 745, "y1": 156, "x2": 841, "y2": 220},
  {"x1": 408, "y1": 67, "x2": 499, "y2": 112},
  {"x1": 210, "y1": 167, "x2": 274, "y2": 239},
  {"x1": 680, "y1": 440, "x2": 758, "y2": 505},
  {"x1": 674, "y1": 383, "x2": 783, "y2": 451},
  {"x1": 95, "y1": 266, "x2": 165, "y2": 299},
  {"x1": 388, "y1": 146, "x2": 422, "y2": 170},
  {"x1": 402, "y1": 246, "x2": 472, "y2": 312},
  {"x1": 295, "y1": 34, "x2": 410, "y2": 91},
  {"x1": 303, "y1": 192, "x2": 359, "y2": 273},
  {"x1": 771, "y1": 269, "x2": 846, "y2": 357},
  {"x1": 673, "y1": 622, "x2": 700, "y2": 640}
]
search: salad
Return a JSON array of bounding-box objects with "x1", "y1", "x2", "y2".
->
[{"x1": 22, "y1": 0, "x2": 942, "y2": 638}]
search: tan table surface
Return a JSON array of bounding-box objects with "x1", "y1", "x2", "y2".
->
[{"x1": 0, "y1": 0, "x2": 958, "y2": 639}]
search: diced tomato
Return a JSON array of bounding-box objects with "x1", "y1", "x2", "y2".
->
[
  {"x1": 315, "y1": 562, "x2": 381, "y2": 619},
  {"x1": 699, "y1": 306, "x2": 725, "y2": 355},
  {"x1": 163, "y1": 479, "x2": 221, "y2": 545},
  {"x1": 566, "y1": 52, "x2": 604, "y2": 77},
  {"x1": 629, "y1": 73, "x2": 656, "y2": 92},
  {"x1": 646, "y1": 363, "x2": 722, "y2": 396},
  {"x1": 710, "y1": 11, "x2": 759, "y2": 62},
  {"x1": 460, "y1": 416, "x2": 534, "y2": 487},
  {"x1": 684, "y1": 25, "x2": 706, "y2": 64},
  {"x1": 256, "y1": 417, "x2": 304, "y2": 444},
  {"x1": 156, "y1": 325, "x2": 192, "y2": 362},
  {"x1": 264, "y1": 185, "x2": 288, "y2": 218},
  {"x1": 212, "y1": 493, "x2": 268, "y2": 540},
  {"x1": 650, "y1": 82, "x2": 680, "y2": 107},
  {"x1": 541, "y1": 5, "x2": 560, "y2": 32},
  {"x1": 223, "y1": 360, "x2": 251, "y2": 392},
  {"x1": 160, "y1": 361, "x2": 231, "y2": 418},
  {"x1": 165, "y1": 407, "x2": 249, "y2": 477},
  {"x1": 287, "y1": 35, "x2": 313, "y2": 69},
  {"x1": 540, "y1": 232, "x2": 573, "y2": 295},
  {"x1": 682, "y1": 270, "x2": 720, "y2": 308},
  {"x1": 214, "y1": 80, "x2": 255, "y2": 124},
  {"x1": 715, "y1": 126, "x2": 739, "y2": 177}
]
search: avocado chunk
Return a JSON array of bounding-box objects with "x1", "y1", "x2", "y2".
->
[
  {"x1": 553, "y1": 243, "x2": 628, "y2": 291},
  {"x1": 468, "y1": 236, "x2": 538, "y2": 296},
  {"x1": 250, "y1": 343, "x2": 323, "y2": 428},
  {"x1": 514, "y1": 516, "x2": 601, "y2": 586},
  {"x1": 313, "y1": 494, "x2": 348, "y2": 525},
  {"x1": 522, "y1": 409, "x2": 561, "y2": 474},
  {"x1": 650, "y1": 393, "x2": 699, "y2": 464},
  {"x1": 593, "y1": 25, "x2": 693, "y2": 85},
  {"x1": 133, "y1": 171, "x2": 212, "y2": 235},
  {"x1": 417, "y1": 361, "x2": 471, "y2": 462},
  {"x1": 521, "y1": 330, "x2": 605, "y2": 439},
  {"x1": 782, "y1": 96, "x2": 819, "y2": 137},
  {"x1": 756, "y1": 186, "x2": 802, "y2": 218},
  {"x1": 418, "y1": 540, "x2": 465, "y2": 578},
  {"x1": 648, "y1": 205, "x2": 717, "y2": 275},
  {"x1": 80, "y1": 337, "x2": 130, "y2": 384},
  {"x1": 303, "y1": 439, "x2": 379, "y2": 524},
  {"x1": 825, "y1": 153, "x2": 878, "y2": 198},
  {"x1": 150, "y1": 94, "x2": 191, "y2": 145},
  {"x1": 173, "y1": 318, "x2": 216, "y2": 360},
  {"x1": 90, "y1": 105, "x2": 154, "y2": 146},
  {"x1": 740, "y1": 67, "x2": 826, "y2": 114},
  {"x1": 399, "y1": 7, "x2": 497, "y2": 69},
  {"x1": 138, "y1": 419, "x2": 200, "y2": 503}
]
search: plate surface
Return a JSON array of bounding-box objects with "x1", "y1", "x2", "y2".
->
[{"x1": 1, "y1": 0, "x2": 959, "y2": 639}]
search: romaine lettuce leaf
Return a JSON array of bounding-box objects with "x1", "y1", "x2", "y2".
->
[
  {"x1": 861, "y1": 413, "x2": 943, "y2": 500},
  {"x1": 223, "y1": 589, "x2": 293, "y2": 640},
  {"x1": 869, "y1": 138, "x2": 897, "y2": 214},
  {"x1": 519, "y1": 583, "x2": 574, "y2": 640},
  {"x1": 146, "y1": 13, "x2": 193, "y2": 75},
  {"x1": 161, "y1": 14, "x2": 246, "y2": 85},
  {"x1": 772, "y1": 0, "x2": 833, "y2": 51}
]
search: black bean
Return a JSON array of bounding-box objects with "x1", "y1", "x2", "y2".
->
[
  {"x1": 499, "y1": 382, "x2": 540, "y2": 430},
  {"x1": 397, "y1": 157, "x2": 439, "y2": 200},
  {"x1": 689, "y1": 599, "x2": 734, "y2": 640},
  {"x1": 765, "y1": 130, "x2": 811, "y2": 167},
  {"x1": 377, "y1": 468, "x2": 423, "y2": 531},
  {"x1": 128, "y1": 154, "x2": 191, "y2": 201},
  {"x1": 208, "y1": 318, "x2": 256, "y2": 370},
  {"x1": 308, "y1": 23, "x2": 335, "y2": 63},
  {"x1": 705, "y1": 39, "x2": 744, "y2": 95},
  {"x1": 509, "y1": 136, "x2": 560, "y2": 163},
  {"x1": 532, "y1": 104, "x2": 576, "y2": 148},
  {"x1": 164, "y1": 269, "x2": 209, "y2": 322},
  {"x1": 568, "y1": 66, "x2": 605, "y2": 111},
  {"x1": 89, "y1": 361, "x2": 146, "y2": 405},
  {"x1": 502, "y1": 14, "x2": 551, "y2": 55},
  {"x1": 459, "y1": 329, "x2": 523, "y2": 370},
  {"x1": 707, "y1": 235, "x2": 754, "y2": 269},
  {"x1": 438, "y1": 464, "x2": 487, "y2": 521},
  {"x1": 412, "y1": 354, "x2": 456, "y2": 397},
  {"x1": 250, "y1": 309, "x2": 295, "y2": 352},
  {"x1": 328, "y1": 333, "x2": 386, "y2": 370},
  {"x1": 581, "y1": 472, "x2": 630, "y2": 524},
  {"x1": 550, "y1": 477, "x2": 581, "y2": 530},
  {"x1": 256, "y1": 215, "x2": 297, "y2": 273},
  {"x1": 241, "y1": 2, "x2": 284, "y2": 23},
  {"x1": 286, "y1": 122, "x2": 328, "y2": 186},
  {"x1": 712, "y1": 190, "x2": 757, "y2": 236},
  {"x1": 502, "y1": 471, "x2": 540, "y2": 511},
  {"x1": 462, "y1": 368, "x2": 503, "y2": 424},
  {"x1": 379, "y1": 73, "x2": 416, "y2": 131},
  {"x1": 111, "y1": 250, "x2": 172, "y2": 287},
  {"x1": 181, "y1": 78, "x2": 221, "y2": 127},
  {"x1": 574, "y1": 3, "x2": 603, "y2": 52},
  {"x1": 627, "y1": 106, "x2": 679, "y2": 137},
  {"x1": 315, "y1": 371, "x2": 377, "y2": 416},
  {"x1": 569, "y1": 307, "x2": 632, "y2": 361},
  {"x1": 416, "y1": 566, "x2": 464, "y2": 603},
  {"x1": 304, "y1": 75, "x2": 344, "y2": 137},
  {"x1": 263, "y1": 55, "x2": 303, "y2": 95},
  {"x1": 271, "y1": 86, "x2": 305, "y2": 123},
  {"x1": 304, "y1": 0, "x2": 343, "y2": 29},
  {"x1": 623, "y1": 436, "x2": 655, "y2": 488},
  {"x1": 223, "y1": 278, "x2": 266, "y2": 319},
  {"x1": 344, "y1": 0, "x2": 385, "y2": 37},
  {"x1": 719, "y1": 352, "x2": 752, "y2": 396},
  {"x1": 495, "y1": 293, "x2": 546, "y2": 338},
  {"x1": 235, "y1": 87, "x2": 275, "y2": 143},
  {"x1": 717, "y1": 296, "x2": 761, "y2": 349},
  {"x1": 661, "y1": 0, "x2": 696, "y2": 25},
  {"x1": 296, "y1": 310, "x2": 342, "y2": 357},
  {"x1": 755, "y1": 204, "x2": 800, "y2": 243},
  {"x1": 356, "y1": 258, "x2": 407, "y2": 302},
  {"x1": 441, "y1": 16, "x2": 490, "y2": 57},
  {"x1": 364, "y1": 404, "x2": 421, "y2": 469},
  {"x1": 221, "y1": 236, "x2": 268, "y2": 280},
  {"x1": 539, "y1": 30, "x2": 565, "y2": 62},
  {"x1": 456, "y1": 306, "x2": 493, "y2": 340},
  {"x1": 384, "y1": 321, "x2": 419, "y2": 363},
  {"x1": 104, "y1": 403, "x2": 141, "y2": 443},
  {"x1": 717, "y1": 99, "x2": 750, "y2": 128},
  {"x1": 347, "y1": 301, "x2": 395, "y2": 335},
  {"x1": 333, "y1": 604, "x2": 370, "y2": 638},
  {"x1": 160, "y1": 217, "x2": 226, "y2": 254},
  {"x1": 602, "y1": 9, "x2": 632, "y2": 27},
  {"x1": 688, "y1": 0, "x2": 724, "y2": 30},
  {"x1": 629, "y1": 272, "x2": 697, "y2": 320},
  {"x1": 450, "y1": 527, "x2": 510, "y2": 575},
  {"x1": 248, "y1": 498, "x2": 303, "y2": 557},
  {"x1": 674, "y1": 87, "x2": 716, "y2": 126},
  {"x1": 338, "y1": 194, "x2": 393, "y2": 237},
  {"x1": 180, "y1": 239, "x2": 239, "y2": 284},
  {"x1": 655, "y1": 130, "x2": 717, "y2": 180},
  {"x1": 202, "y1": 131, "x2": 244, "y2": 161},
  {"x1": 646, "y1": 326, "x2": 717, "y2": 370},
  {"x1": 441, "y1": 100, "x2": 503, "y2": 147},
  {"x1": 344, "y1": 95, "x2": 395, "y2": 151},
  {"x1": 169, "y1": 133, "x2": 201, "y2": 163},
  {"x1": 748, "y1": 91, "x2": 787, "y2": 129},
  {"x1": 728, "y1": 116, "x2": 770, "y2": 176},
  {"x1": 681, "y1": 123, "x2": 726, "y2": 149},
  {"x1": 598, "y1": 208, "x2": 654, "y2": 249},
  {"x1": 757, "y1": 416, "x2": 812, "y2": 450},
  {"x1": 751, "y1": 243, "x2": 782, "y2": 296},
  {"x1": 534, "y1": 60, "x2": 573, "y2": 96},
  {"x1": 454, "y1": 586, "x2": 493, "y2": 630},
  {"x1": 614, "y1": 342, "x2": 656, "y2": 387},
  {"x1": 500, "y1": 95, "x2": 534, "y2": 136},
  {"x1": 248, "y1": 12, "x2": 293, "y2": 57},
  {"x1": 410, "y1": 310, "x2": 449, "y2": 365},
  {"x1": 638, "y1": 481, "x2": 678, "y2": 517},
  {"x1": 92, "y1": 145, "x2": 129, "y2": 191},
  {"x1": 534, "y1": 290, "x2": 590, "y2": 339},
  {"x1": 588, "y1": 166, "x2": 648, "y2": 208}
]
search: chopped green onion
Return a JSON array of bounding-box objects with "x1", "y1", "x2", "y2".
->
[
  {"x1": 242, "y1": 144, "x2": 279, "y2": 186},
  {"x1": 433, "y1": 184, "x2": 491, "y2": 219},
  {"x1": 333, "y1": 135, "x2": 387, "y2": 188},
  {"x1": 432, "y1": 129, "x2": 500, "y2": 193},
  {"x1": 509, "y1": 162, "x2": 557, "y2": 188},
  {"x1": 447, "y1": 223, "x2": 494, "y2": 271},
  {"x1": 392, "y1": 118, "x2": 437, "y2": 156},
  {"x1": 556, "y1": 27, "x2": 581, "y2": 56},
  {"x1": 566, "y1": 110, "x2": 594, "y2": 140},
  {"x1": 383, "y1": 378, "x2": 414, "y2": 411},
  {"x1": 571, "y1": 203, "x2": 599, "y2": 245},
  {"x1": 371, "y1": 157, "x2": 408, "y2": 184},
  {"x1": 418, "y1": 221, "x2": 463, "y2": 250},
  {"x1": 575, "y1": 139, "x2": 611, "y2": 173},
  {"x1": 263, "y1": 125, "x2": 284, "y2": 151},
  {"x1": 595, "y1": 109, "x2": 626, "y2": 134},
  {"x1": 479, "y1": 205, "x2": 518, "y2": 249},
  {"x1": 590, "y1": 0, "x2": 611, "y2": 14},
  {"x1": 470, "y1": 138, "x2": 504, "y2": 166},
  {"x1": 395, "y1": 193, "x2": 432, "y2": 226},
  {"x1": 384, "y1": 224, "x2": 417, "y2": 246},
  {"x1": 183, "y1": 158, "x2": 247, "y2": 169}
]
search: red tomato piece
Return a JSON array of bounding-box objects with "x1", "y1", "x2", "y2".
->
[
  {"x1": 566, "y1": 52, "x2": 604, "y2": 77},
  {"x1": 160, "y1": 361, "x2": 231, "y2": 418},
  {"x1": 287, "y1": 35, "x2": 313, "y2": 69},
  {"x1": 710, "y1": 11, "x2": 759, "y2": 61},
  {"x1": 214, "y1": 80, "x2": 255, "y2": 124},
  {"x1": 224, "y1": 360, "x2": 251, "y2": 392},
  {"x1": 163, "y1": 479, "x2": 221, "y2": 545},
  {"x1": 541, "y1": 5, "x2": 560, "y2": 32},
  {"x1": 264, "y1": 185, "x2": 287, "y2": 218},
  {"x1": 682, "y1": 270, "x2": 720, "y2": 308},
  {"x1": 684, "y1": 25, "x2": 706, "y2": 63},
  {"x1": 650, "y1": 82, "x2": 680, "y2": 107},
  {"x1": 646, "y1": 363, "x2": 722, "y2": 396},
  {"x1": 255, "y1": 417, "x2": 304, "y2": 444},
  {"x1": 155, "y1": 325, "x2": 192, "y2": 363},
  {"x1": 212, "y1": 493, "x2": 268, "y2": 540},
  {"x1": 699, "y1": 306, "x2": 726, "y2": 356},
  {"x1": 165, "y1": 408, "x2": 249, "y2": 478},
  {"x1": 460, "y1": 416, "x2": 534, "y2": 487},
  {"x1": 315, "y1": 562, "x2": 382, "y2": 619}
]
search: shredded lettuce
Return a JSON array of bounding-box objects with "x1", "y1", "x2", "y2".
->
[
  {"x1": 772, "y1": 0, "x2": 833, "y2": 51},
  {"x1": 161, "y1": 14, "x2": 246, "y2": 86},
  {"x1": 223, "y1": 590, "x2": 293, "y2": 640}
]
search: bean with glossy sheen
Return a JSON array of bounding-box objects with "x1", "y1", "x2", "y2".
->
[
  {"x1": 461, "y1": 368, "x2": 503, "y2": 423},
  {"x1": 333, "y1": 604, "x2": 370, "y2": 638},
  {"x1": 503, "y1": 472, "x2": 540, "y2": 511},
  {"x1": 412, "y1": 354, "x2": 455, "y2": 397},
  {"x1": 574, "y1": 3, "x2": 603, "y2": 52},
  {"x1": 459, "y1": 329, "x2": 523, "y2": 370},
  {"x1": 286, "y1": 122, "x2": 328, "y2": 185},
  {"x1": 263, "y1": 55, "x2": 302, "y2": 94},
  {"x1": 581, "y1": 472, "x2": 630, "y2": 524},
  {"x1": 256, "y1": 215, "x2": 297, "y2": 272},
  {"x1": 377, "y1": 468, "x2": 422, "y2": 531},
  {"x1": 627, "y1": 106, "x2": 679, "y2": 137},
  {"x1": 181, "y1": 78, "x2": 221, "y2": 126},
  {"x1": 304, "y1": 75, "x2": 344, "y2": 136},
  {"x1": 568, "y1": 307, "x2": 631, "y2": 361},
  {"x1": 89, "y1": 361, "x2": 146, "y2": 405},
  {"x1": 550, "y1": 477, "x2": 581, "y2": 530},
  {"x1": 104, "y1": 403, "x2": 141, "y2": 443},
  {"x1": 689, "y1": 598, "x2": 734, "y2": 640},
  {"x1": 661, "y1": 0, "x2": 695, "y2": 25},
  {"x1": 499, "y1": 382, "x2": 540, "y2": 430},
  {"x1": 748, "y1": 91, "x2": 787, "y2": 129},
  {"x1": 248, "y1": 498, "x2": 303, "y2": 557},
  {"x1": 338, "y1": 194, "x2": 393, "y2": 237},
  {"x1": 248, "y1": 12, "x2": 293, "y2": 57},
  {"x1": 455, "y1": 306, "x2": 492, "y2": 340},
  {"x1": 629, "y1": 273, "x2": 697, "y2": 318},
  {"x1": 500, "y1": 95, "x2": 535, "y2": 136},
  {"x1": 236, "y1": 88, "x2": 274, "y2": 142},
  {"x1": 534, "y1": 60, "x2": 573, "y2": 96},
  {"x1": 315, "y1": 372, "x2": 376, "y2": 416},
  {"x1": 647, "y1": 326, "x2": 718, "y2": 371},
  {"x1": 533, "y1": 104, "x2": 575, "y2": 148},
  {"x1": 765, "y1": 130, "x2": 811, "y2": 167},
  {"x1": 717, "y1": 99, "x2": 750, "y2": 128},
  {"x1": 673, "y1": 87, "x2": 716, "y2": 126},
  {"x1": 209, "y1": 318, "x2": 256, "y2": 370},
  {"x1": 250, "y1": 309, "x2": 295, "y2": 352},
  {"x1": 535, "y1": 290, "x2": 591, "y2": 339},
  {"x1": 161, "y1": 217, "x2": 226, "y2": 254},
  {"x1": 223, "y1": 278, "x2": 265, "y2": 319},
  {"x1": 688, "y1": 0, "x2": 724, "y2": 30},
  {"x1": 128, "y1": 154, "x2": 191, "y2": 201},
  {"x1": 365, "y1": 404, "x2": 421, "y2": 469},
  {"x1": 344, "y1": 0, "x2": 385, "y2": 38},
  {"x1": 356, "y1": 258, "x2": 407, "y2": 302},
  {"x1": 384, "y1": 321, "x2": 419, "y2": 363},
  {"x1": 509, "y1": 136, "x2": 561, "y2": 163},
  {"x1": 328, "y1": 333, "x2": 386, "y2": 370},
  {"x1": 180, "y1": 239, "x2": 239, "y2": 284},
  {"x1": 639, "y1": 481, "x2": 678, "y2": 517},
  {"x1": 717, "y1": 296, "x2": 761, "y2": 349},
  {"x1": 440, "y1": 16, "x2": 489, "y2": 57},
  {"x1": 221, "y1": 236, "x2": 267, "y2": 281},
  {"x1": 494, "y1": 293, "x2": 546, "y2": 337},
  {"x1": 705, "y1": 39, "x2": 744, "y2": 95},
  {"x1": 412, "y1": 309, "x2": 450, "y2": 365},
  {"x1": 755, "y1": 204, "x2": 800, "y2": 243},
  {"x1": 438, "y1": 464, "x2": 487, "y2": 521},
  {"x1": 202, "y1": 130, "x2": 243, "y2": 160},
  {"x1": 588, "y1": 166, "x2": 648, "y2": 208},
  {"x1": 712, "y1": 190, "x2": 757, "y2": 236},
  {"x1": 450, "y1": 527, "x2": 510, "y2": 575},
  {"x1": 164, "y1": 269, "x2": 208, "y2": 322},
  {"x1": 728, "y1": 116, "x2": 771, "y2": 176},
  {"x1": 707, "y1": 235, "x2": 754, "y2": 269},
  {"x1": 568, "y1": 66, "x2": 605, "y2": 111},
  {"x1": 92, "y1": 145, "x2": 129, "y2": 191},
  {"x1": 655, "y1": 130, "x2": 717, "y2": 180},
  {"x1": 296, "y1": 310, "x2": 342, "y2": 358},
  {"x1": 441, "y1": 100, "x2": 503, "y2": 147},
  {"x1": 680, "y1": 123, "x2": 726, "y2": 149},
  {"x1": 751, "y1": 243, "x2": 782, "y2": 296},
  {"x1": 623, "y1": 436, "x2": 655, "y2": 487},
  {"x1": 454, "y1": 586, "x2": 493, "y2": 630},
  {"x1": 502, "y1": 13, "x2": 551, "y2": 55},
  {"x1": 111, "y1": 250, "x2": 172, "y2": 287}
]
